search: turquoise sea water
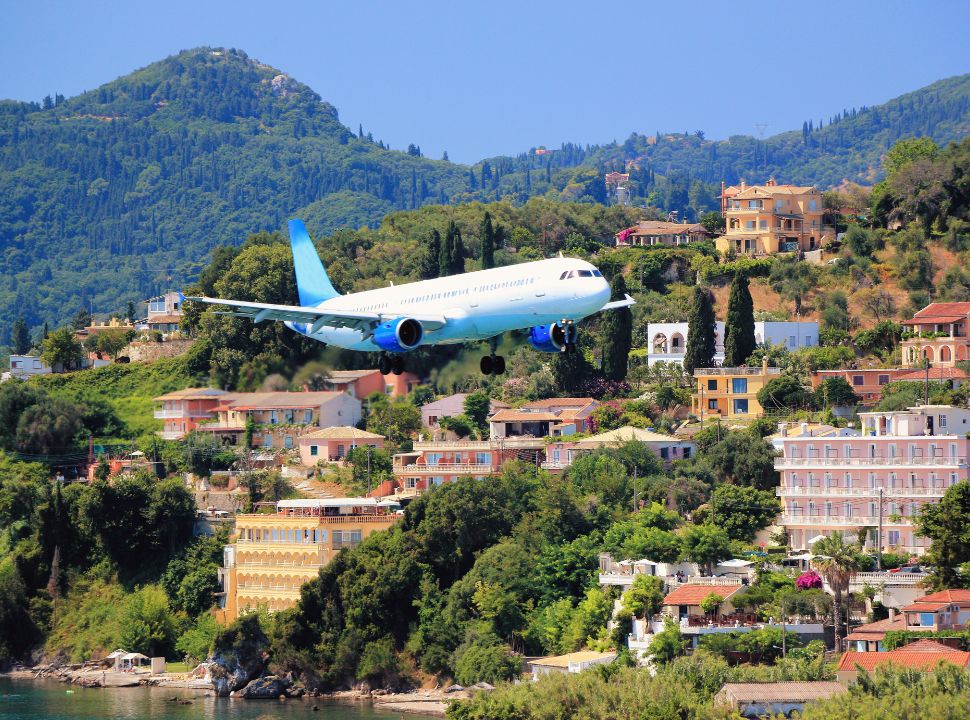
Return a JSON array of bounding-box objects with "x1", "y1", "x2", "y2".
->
[{"x1": 0, "y1": 678, "x2": 404, "y2": 720}]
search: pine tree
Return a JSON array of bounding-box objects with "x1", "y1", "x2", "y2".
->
[
  {"x1": 450, "y1": 221, "x2": 465, "y2": 274},
  {"x1": 422, "y1": 229, "x2": 441, "y2": 279},
  {"x1": 684, "y1": 286, "x2": 716, "y2": 374},
  {"x1": 126, "y1": 301, "x2": 137, "y2": 322},
  {"x1": 440, "y1": 224, "x2": 456, "y2": 277},
  {"x1": 43, "y1": 322, "x2": 49, "y2": 340},
  {"x1": 601, "y1": 275, "x2": 632, "y2": 381},
  {"x1": 723, "y1": 273, "x2": 756, "y2": 366},
  {"x1": 480, "y1": 211, "x2": 495, "y2": 270},
  {"x1": 12, "y1": 318, "x2": 30, "y2": 355}
]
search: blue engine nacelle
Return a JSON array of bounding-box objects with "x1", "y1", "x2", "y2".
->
[
  {"x1": 528, "y1": 323, "x2": 573, "y2": 353},
  {"x1": 373, "y1": 317, "x2": 424, "y2": 353}
]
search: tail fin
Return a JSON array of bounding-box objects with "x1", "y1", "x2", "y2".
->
[{"x1": 288, "y1": 219, "x2": 340, "y2": 306}]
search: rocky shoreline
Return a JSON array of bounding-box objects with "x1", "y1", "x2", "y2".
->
[{"x1": 2, "y1": 665, "x2": 458, "y2": 717}]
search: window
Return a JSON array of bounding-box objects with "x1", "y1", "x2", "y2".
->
[
  {"x1": 284, "y1": 410, "x2": 294, "y2": 423},
  {"x1": 809, "y1": 199, "x2": 817, "y2": 210},
  {"x1": 852, "y1": 375, "x2": 864, "y2": 386},
  {"x1": 660, "y1": 447, "x2": 669, "y2": 459},
  {"x1": 733, "y1": 399, "x2": 749, "y2": 414},
  {"x1": 262, "y1": 435, "x2": 272, "y2": 448},
  {"x1": 759, "y1": 220, "x2": 767, "y2": 230},
  {"x1": 578, "y1": 270, "x2": 593, "y2": 277},
  {"x1": 304, "y1": 409, "x2": 313, "y2": 423},
  {"x1": 789, "y1": 335, "x2": 796, "y2": 347},
  {"x1": 919, "y1": 612, "x2": 936, "y2": 627},
  {"x1": 888, "y1": 530, "x2": 901, "y2": 546},
  {"x1": 475, "y1": 452, "x2": 488, "y2": 465},
  {"x1": 707, "y1": 379, "x2": 717, "y2": 391},
  {"x1": 284, "y1": 435, "x2": 293, "y2": 449},
  {"x1": 592, "y1": 270, "x2": 602, "y2": 277},
  {"x1": 270, "y1": 411, "x2": 278, "y2": 424},
  {"x1": 732, "y1": 378, "x2": 747, "y2": 394},
  {"x1": 708, "y1": 399, "x2": 718, "y2": 410},
  {"x1": 940, "y1": 415, "x2": 948, "y2": 429},
  {"x1": 683, "y1": 447, "x2": 691, "y2": 459},
  {"x1": 745, "y1": 220, "x2": 756, "y2": 230},
  {"x1": 310, "y1": 445, "x2": 319, "y2": 457},
  {"x1": 336, "y1": 444, "x2": 345, "y2": 458}
]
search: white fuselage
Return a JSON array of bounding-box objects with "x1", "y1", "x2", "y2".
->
[{"x1": 286, "y1": 257, "x2": 611, "y2": 351}]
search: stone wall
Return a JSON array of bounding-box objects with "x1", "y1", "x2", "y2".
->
[{"x1": 124, "y1": 339, "x2": 194, "y2": 362}]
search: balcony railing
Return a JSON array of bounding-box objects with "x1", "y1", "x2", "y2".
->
[
  {"x1": 779, "y1": 514, "x2": 912, "y2": 526},
  {"x1": 153, "y1": 409, "x2": 215, "y2": 419},
  {"x1": 157, "y1": 431, "x2": 183, "y2": 440},
  {"x1": 413, "y1": 438, "x2": 546, "y2": 450},
  {"x1": 236, "y1": 561, "x2": 321, "y2": 568},
  {"x1": 776, "y1": 456, "x2": 966, "y2": 468},
  {"x1": 777, "y1": 486, "x2": 947, "y2": 498},
  {"x1": 396, "y1": 463, "x2": 495, "y2": 474},
  {"x1": 695, "y1": 367, "x2": 781, "y2": 376},
  {"x1": 850, "y1": 571, "x2": 930, "y2": 587}
]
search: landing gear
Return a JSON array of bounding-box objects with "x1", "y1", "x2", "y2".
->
[
  {"x1": 560, "y1": 320, "x2": 578, "y2": 354},
  {"x1": 480, "y1": 354, "x2": 506, "y2": 375},
  {"x1": 481, "y1": 337, "x2": 505, "y2": 376},
  {"x1": 378, "y1": 354, "x2": 405, "y2": 376}
]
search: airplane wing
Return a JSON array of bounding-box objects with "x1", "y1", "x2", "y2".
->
[
  {"x1": 599, "y1": 294, "x2": 636, "y2": 312},
  {"x1": 185, "y1": 296, "x2": 446, "y2": 334}
]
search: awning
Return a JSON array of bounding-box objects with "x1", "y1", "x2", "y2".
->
[{"x1": 807, "y1": 535, "x2": 826, "y2": 545}]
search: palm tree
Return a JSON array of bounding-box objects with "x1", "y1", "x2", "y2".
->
[{"x1": 812, "y1": 532, "x2": 866, "y2": 651}]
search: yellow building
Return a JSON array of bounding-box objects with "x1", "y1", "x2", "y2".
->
[
  {"x1": 716, "y1": 179, "x2": 830, "y2": 256},
  {"x1": 218, "y1": 498, "x2": 400, "y2": 622},
  {"x1": 691, "y1": 360, "x2": 780, "y2": 420}
]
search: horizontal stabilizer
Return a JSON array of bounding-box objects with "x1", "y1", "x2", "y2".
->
[{"x1": 600, "y1": 294, "x2": 636, "y2": 312}]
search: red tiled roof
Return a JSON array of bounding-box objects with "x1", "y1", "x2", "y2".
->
[
  {"x1": 902, "y1": 639, "x2": 964, "y2": 652},
  {"x1": 844, "y1": 615, "x2": 906, "y2": 641},
  {"x1": 524, "y1": 398, "x2": 597, "y2": 408},
  {"x1": 900, "y1": 601, "x2": 951, "y2": 612},
  {"x1": 663, "y1": 584, "x2": 745, "y2": 606},
  {"x1": 912, "y1": 302, "x2": 970, "y2": 319},
  {"x1": 838, "y1": 648, "x2": 970, "y2": 672},
  {"x1": 912, "y1": 589, "x2": 970, "y2": 604},
  {"x1": 489, "y1": 410, "x2": 561, "y2": 423}
]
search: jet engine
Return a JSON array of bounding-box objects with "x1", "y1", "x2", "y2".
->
[
  {"x1": 373, "y1": 317, "x2": 424, "y2": 353},
  {"x1": 528, "y1": 323, "x2": 573, "y2": 353}
]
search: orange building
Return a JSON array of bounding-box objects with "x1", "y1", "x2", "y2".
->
[
  {"x1": 321, "y1": 368, "x2": 420, "y2": 399},
  {"x1": 153, "y1": 388, "x2": 235, "y2": 440},
  {"x1": 219, "y1": 498, "x2": 399, "y2": 621},
  {"x1": 901, "y1": 302, "x2": 970, "y2": 368},
  {"x1": 717, "y1": 179, "x2": 830, "y2": 255}
]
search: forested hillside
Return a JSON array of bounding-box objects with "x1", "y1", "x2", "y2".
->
[{"x1": 2, "y1": 45, "x2": 969, "y2": 344}]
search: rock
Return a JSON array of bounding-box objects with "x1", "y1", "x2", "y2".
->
[
  {"x1": 236, "y1": 675, "x2": 291, "y2": 699},
  {"x1": 444, "y1": 684, "x2": 465, "y2": 693}
]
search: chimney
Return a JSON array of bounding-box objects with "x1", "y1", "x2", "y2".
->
[
  {"x1": 767, "y1": 176, "x2": 776, "y2": 187},
  {"x1": 888, "y1": 607, "x2": 896, "y2": 621},
  {"x1": 762, "y1": 356, "x2": 769, "y2": 372},
  {"x1": 740, "y1": 179, "x2": 746, "y2": 191}
]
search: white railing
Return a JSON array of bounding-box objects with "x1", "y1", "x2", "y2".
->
[
  {"x1": 667, "y1": 576, "x2": 745, "y2": 588},
  {"x1": 777, "y1": 456, "x2": 966, "y2": 468},
  {"x1": 779, "y1": 515, "x2": 912, "y2": 526},
  {"x1": 236, "y1": 583, "x2": 302, "y2": 592},
  {"x1": 157, "y1": 431, "x2": 183, "y2": 440},
  {"x1": 236, "y1": 561, "x2": 321, "y2": 568},
  {"x1": 154, "y1": 409, "x2": 185, "y2": 419},
  {"x1": 850, "y1": 571, "x2": 930, "y2": 587},
  {"x1": 413, "y1": 438, "x2": 546, "y2": 450},
  {"x1": 397, "y1": 463, "x2": 494, "y2": 474},
  {"x1": 542, "y1": 461, "x2": 572, "y2": 470},
  {"x1": 694, "y1": 367, "x2": 781, "y2": 376},
  {"x1": 777, "y1": 487, "x2": 947, "y2": 498}
]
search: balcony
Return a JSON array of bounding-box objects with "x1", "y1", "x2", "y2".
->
[
  {"x1": 157, "y1": 430, "x2": 184, "y2": 440},
  {"x1": 396, "y1": 463, "x2": 495, "y2": 474},
  {"x1": 850, "y1": 571, "x2": 930, "y2": 588},
  {"x1": 779, "y1": 514, "x2": 912, "y2": 526},
  {"x1": 153, "y1": 409, "x2": 215, "y2": 419},
  {"x1": 776, "y1": 456, "x2": 966, "y2": 469},
  {"x1": 777, "y1": 486, "x2": 948, "y2": 498},
  {"x1": 695, "y1": 367, "x2": 781, "y2": 376},
  {"x1": 413, "y1": 438, "x2": 546, "y2": 451}
]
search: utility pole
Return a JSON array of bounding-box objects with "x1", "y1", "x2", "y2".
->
[
  {"x1": 366, "y1": 446, "x2": 372, "y2": 496},
  {"x1": 924, "y1": 356, "x2": 930, "y2": 407},
  {"x1": 781, "y1": 604, "x2": 787, "y2": 659},
  {"x1": 632, "y1": 467, "x2": 638, "y2": 513},
  {"x1": 876, "y1": 487, "x2": 884, "y2": 570}
]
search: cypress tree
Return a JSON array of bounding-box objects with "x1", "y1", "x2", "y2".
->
[
  {"x1": 601, "y1": 274, "x2": 632, "y2": 381},
  {"x1": 481, "y1": 211, "x2": 495, "y2": 270},
  {"x1": 449, "y1": 221, "x2": 465, "y2": 275},
  {"x1": 684, "y1": 286, "x2": 716, "y2": 374},
  {"x1": 12, "y1": 318, "x2": 30, "y2": 355},
  {"x1": 440, "y1": 223, "x2": 456, "y2": 277},
  {"x1": 723, "y1": 272, "x2": 756, "y2": 366},
  {"x1": 421, "y1": 229, "x2": 441, "y2": 279}
]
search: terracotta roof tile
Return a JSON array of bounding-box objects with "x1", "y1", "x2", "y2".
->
[
  {"x1": 913, "y1": 589, "x2": 970, "y2": 604},
  {"x1": 838, "y1": 648, "x2": 970, "y2": 672},
  {"x1": 844, "y1": 615, "x2": 906, "y2": 641},
  {"x1": 663, "y1": 584, "x2": 745, "y2": 606},
  {"x1": 912, "y1": 302, "x2": 970, "y2": 319}
]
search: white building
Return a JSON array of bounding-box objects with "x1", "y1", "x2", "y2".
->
[
  {"x1": 646, "y1": 321, "x2": 819, "y2": 366},
  {"x1": 5, "y1": 355, "x2": 51, "y2": 381}
]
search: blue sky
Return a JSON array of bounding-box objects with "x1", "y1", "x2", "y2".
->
[{"x1": 2, "y1": 1, "x2": 969, "y2": 163}]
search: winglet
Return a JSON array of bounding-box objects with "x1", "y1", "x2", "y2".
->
[{"x1": 288, "y1": 219, "x2": 340, "y2": 306}]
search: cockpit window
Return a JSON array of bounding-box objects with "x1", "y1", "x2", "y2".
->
[
  {"x1": 591, "y1": 269, "x2": 602, "y2": 277},
  {"x1": 578, "y1": 270, "x2": 593, "y2": 277},
  {"x1": 559, "y1": 271, "x2": 568, "y2": 280}
]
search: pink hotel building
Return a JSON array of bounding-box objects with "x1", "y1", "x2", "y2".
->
[{"x1": 776, "y1": 405, "x2": 970, "y2": 555}]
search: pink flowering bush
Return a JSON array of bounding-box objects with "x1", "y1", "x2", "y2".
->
[{"x1": 796, "y1": 570, "x2": 823, "y2": 590}]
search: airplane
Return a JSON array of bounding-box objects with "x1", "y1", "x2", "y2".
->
[{"x1": 188, "y1": 219, "x2": 635, "y2": 376}]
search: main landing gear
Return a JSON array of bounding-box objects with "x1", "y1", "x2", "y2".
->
[
  {"x1": 481, "y1": 336, "x2": 506, "y2": 376},
  {"x1": 378, "y1": 354, "x2": 405, "y2": 376}
]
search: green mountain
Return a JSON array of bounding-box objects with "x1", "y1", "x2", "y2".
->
[{"x1": 1, "y1": 46, "x2": 969, "y2": 343}]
